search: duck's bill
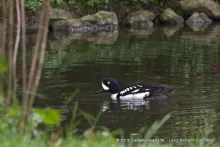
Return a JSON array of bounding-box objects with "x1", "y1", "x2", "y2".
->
[{"x1": 96, "y1": 88, "x2": 105, "y2": 93}]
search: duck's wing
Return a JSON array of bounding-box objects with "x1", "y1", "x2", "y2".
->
[
  {"x1": 118, "y1": 84, "x2": 151, "y2": 97},
  {"x1": 143, "y1": 82, "x2": 181, "y2": 96}
]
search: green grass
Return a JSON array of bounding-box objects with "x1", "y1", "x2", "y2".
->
[{"x1": 0, "y1": 106, "x2": 219, "y2": 147}]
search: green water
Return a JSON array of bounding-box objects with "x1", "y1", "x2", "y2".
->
[{"x1": 30, "y1": 25, "x2": 220, "y2": 140}]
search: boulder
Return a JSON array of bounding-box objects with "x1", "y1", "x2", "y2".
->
[
  {"x1": 81, "y1": 11, "x2": 118, "y2": 26},
  {"x1": 50, "y1": 8, "x2": 73, "y2": 20},
  {"x1": 50, "y1": 19, "x2": 82, "y2": 31},
  {"x1": 94, "y1": 11, "x2": 118, "y2": 25},
  {"x1": 186, "y1": 12, "x2": 212, "y2": 31},
  {"x1": 50, "y1": 11, "x2": 118, "y2": 33},
  {"x1": 160, "y1": 8, "x2": 184, "y2": 25},
  {"x1": 180, "y1": 0, "x2": 220, "y2": 18},
  {"x1": 81, "y1": 14, "x2": 102, "y2": 23},
  {"x1": 126, "y1": 10, "x2": 155, "y2": 29}
]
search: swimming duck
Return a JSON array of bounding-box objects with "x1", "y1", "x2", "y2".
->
[{"x1": 96, "y1": 78, "x2": 182, "y2": 100}]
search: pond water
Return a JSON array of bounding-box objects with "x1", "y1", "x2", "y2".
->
[{"x1": 28, "y1": 25, "x2": 220, "y2": 141}]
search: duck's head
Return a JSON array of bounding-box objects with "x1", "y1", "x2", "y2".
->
[{"x1": 96, "y1": 78, "x2": 122, "y2": 94}]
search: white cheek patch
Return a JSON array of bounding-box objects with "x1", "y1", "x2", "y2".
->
[{"x1": 102, "y1": 82, "x2": 109, "y2": 90}]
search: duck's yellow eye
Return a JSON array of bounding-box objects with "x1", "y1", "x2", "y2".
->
[{"x1": 107, "y1": 81, "x2": 110, "y2": 84}]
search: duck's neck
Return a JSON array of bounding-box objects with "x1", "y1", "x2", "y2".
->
[
  {"x1": 110, "y1": 82, "x2": 122, "y2": 94},
  {"x1": 111, "y1": 93, "x2": 118, "y2": 100}
]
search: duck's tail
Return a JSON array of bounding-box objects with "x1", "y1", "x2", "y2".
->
[
  {"x1": 175, "y1": 85, "x2": 185, "y2": 89},
  {"x1": 166, "y1": 85, "x2": 184, "y2": 96}
]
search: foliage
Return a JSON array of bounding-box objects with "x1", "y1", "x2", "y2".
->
[
  {"x1": 134, "y1": 0, "x2": 166, "y2": 5},
  {"x1": 25, "y1": 0, "x2": 43, "y2": 11},
  {"x1": 24, "y1": 0, "x2": 167, "y2": 11}
]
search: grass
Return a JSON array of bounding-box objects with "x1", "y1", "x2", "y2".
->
[{"x1": 0, "y1": 104, "x2": 219, "y2": 147}]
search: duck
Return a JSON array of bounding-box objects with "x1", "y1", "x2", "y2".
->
[{"x1": 96, "y1": 78, "x2": 182, "y2": 101}]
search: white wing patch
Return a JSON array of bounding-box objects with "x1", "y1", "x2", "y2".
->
[
  {"x1": 113, "y1": 85, "x2": 151, "y2": 100},
  {"x1": 131, "y1": 89, "x2": 140, "y2": 93},
  {"x1": 119, "y1": 92, "x2": 150, "y2": 100},
  {"x1": 102, "y1": 82, "x2": 109, "y2": 90}
]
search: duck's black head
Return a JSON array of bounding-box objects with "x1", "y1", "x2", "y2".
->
[{"x1": 96, "y1": 78, "x2": 122, "y2": 94}]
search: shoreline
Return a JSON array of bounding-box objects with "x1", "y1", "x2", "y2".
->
[{"x1": 6, "y1": 0, "x2": 220, "y2": 33}]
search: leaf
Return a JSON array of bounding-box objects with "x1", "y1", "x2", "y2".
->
[
  {"x1": 144, "y1": 113, "x2": 171, "y2": 138},
  {"x1": 80, "y1": 109, "x2": 96, "y2": 127},
  {"x1": 64, "y1": 89, "x2": 80, "y2": 105},
  {"x1": 33, "y1": 108, "x2": 60, "y2": 125}
]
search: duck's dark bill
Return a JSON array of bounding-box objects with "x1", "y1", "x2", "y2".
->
[{"x1": 96, "y1": 88, "x2": 105, "y2": 93}]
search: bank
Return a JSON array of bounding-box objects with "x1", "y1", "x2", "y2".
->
[{"x1": 18, "y1": 0, "x2": 220, "y2": 34}]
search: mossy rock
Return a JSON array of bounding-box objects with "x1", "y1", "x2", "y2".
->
[
  {"x1": 160, "y1": 8, "x2": 184, "y2": 25},
  {"x1": 81, "y1": 11, "x2": 118, "y2": 25},
  {"x1": 180, "y1": 0, "x2": 220, "y2": 18},
  {"x1": 50, "y1": 19, "x2": 82, "y2": 31},
  {"x1": 127, "y1": 10, "x2": 155, "y2": 24},
  {"x1": 81, "y1": 15, "x2": 102, "y2": 23},
  {"x1": 94, "y1": 11, "x2": 118, "y2": 25},
  {"x1": 126, "y1": 10, "x2": 155, "y2": 29},
  {"x1": 186, "y1": 12, "x2": 212, "y2": 30}
]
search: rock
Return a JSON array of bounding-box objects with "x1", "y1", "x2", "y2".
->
[
  {"x1": 126, "y1": 10, "x2": 155, "y2": 29},
  {"x1": 81, "y1": 14, "x2": 102, "y2": 23},
  {"x1": 94, "y1": 11, "x2": 118, "y2": 25},
  {"x1": 180, "y1": 0, "x2": 220, "y2": 18},
  {"x1": 81, "y1": 11, "x2": 118, "y2": 25},
  {"x1": 50, "y1": 19, "x2": 82, "y2": 31},
  {"x1": 186, "y1": 12, "x2": 212, "y2": 31},
  {"x1": 50, "y1": 8, "x2": 73, "y2": 20},
  {"x1": 50, "y1": 11, "x2": 118, "y2": 33},
  {"x1": 160, "y1": 8, "x2": 184, "y2": 25}
]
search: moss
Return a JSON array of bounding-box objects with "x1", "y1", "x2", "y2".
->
[
  {"x1": 160, "y1": 8, "x2": 184, "y2": 24},
  {"x1": 50, "y1": 19, "x2": 82, "y2": 31},
  {"x1": 128, "y1": 10, "x2": 155, "y2": 22},
  {"x1": 95, "y1": 11, "x2": 118, "y2": 24},
  {"x1": 80, "y1": 11, "x2": 118, "y2": 25},
  {"x1": 180, "y1": 0, "x2": 220, "y2": 18},
  {"x1": 161, "y1": 8, "x2": 177, "y2": 20},
  {"x1": 81, "y1": 14, "x2": 101, "y2": 22}
]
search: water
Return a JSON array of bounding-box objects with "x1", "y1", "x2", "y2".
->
[{"x1": 27, "y1": 25, "x2": 220, "y2": 141}]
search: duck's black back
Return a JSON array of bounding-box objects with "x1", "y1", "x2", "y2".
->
[{"x1": 142, "y1": 82, "x2": 180, "y2": 97}]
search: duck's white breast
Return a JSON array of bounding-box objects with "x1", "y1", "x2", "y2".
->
[{"x1": 111, "y1": 92, "x2": 150, "y2": 100}]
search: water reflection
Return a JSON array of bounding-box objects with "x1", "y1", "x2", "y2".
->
[
  {"x1": 23, "y1": 25, "x2": 220, "y2": 141},
  {"x1": 102, "y1": 100, "x2": 151, "y2": 112},
  {"x1": 102, "y1": 98, "x2": 177, "y2": 113}
]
